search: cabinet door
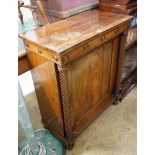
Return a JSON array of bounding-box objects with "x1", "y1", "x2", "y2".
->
[{"x1": 67, "y1": 38, "x2": 119, "y2": 134}]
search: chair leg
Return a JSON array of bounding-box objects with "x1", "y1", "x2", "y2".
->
[
  {"x1": 18, "y1": 8, "x2": 24, "y2": 24},
  {"x1": 35, "y1": 0, "x2": 49, "y2": 24}
]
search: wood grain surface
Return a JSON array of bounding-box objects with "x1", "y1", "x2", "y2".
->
[
  {"x1": 19, "y1": 10, "x2": 132, "y2": 54},
  {"x1": 21, "y1": 10, "x2": 132, "y2": 149}
]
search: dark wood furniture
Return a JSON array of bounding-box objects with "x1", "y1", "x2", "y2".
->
[
  {"x1": 18, "y1": 0, "x2": 50, "y2": 75},
  {"x1": 18, "y1": 49, "x2": 30, "y2": 75},
  {"x1": 99, "y1": 0, "x2": 137, "y2": 100},
  {"x1": 99, "y1": 0, "x2": 137, "y2": 15},
  {"x1": 19, "y1": 10, "x2": 132, "y2": 149}
]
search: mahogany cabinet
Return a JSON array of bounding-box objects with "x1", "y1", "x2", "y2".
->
[
  {"x1": 99, "y1": 0, "x2": 137, "y2": 100},
  {"x1": 19, "y1": 10, "x2": 132, "y2": 149}
]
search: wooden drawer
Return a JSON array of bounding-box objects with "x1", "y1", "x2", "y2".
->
[
  {"x1": 25, "y1": 43, "x2": 51, "y2": 58},
  {"x1": 25, "y1": 42, "x2": 62, "y2": 65},
  {"x1": 66, "y1": 23, "x2": 130, "y2": 62},
  {"x1": 24, "y1": 23, "x2": 130, "y2": 66}
]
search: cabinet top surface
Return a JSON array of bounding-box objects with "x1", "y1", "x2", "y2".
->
[{"x1": 20, "y1": 10, "x2": 132, "y2": 54}]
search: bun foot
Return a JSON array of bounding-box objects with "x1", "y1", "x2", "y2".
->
[
  {"x1": 113, "y1": 100, "x2": 120, "y2": 105},
  {"x1": 65, "y1": 140, "x2": 75, "y2": 150}
]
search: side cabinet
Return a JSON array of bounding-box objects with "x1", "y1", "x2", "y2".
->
[{"x1": 20, "y1": 10, "x2": 132, "y2": 149}]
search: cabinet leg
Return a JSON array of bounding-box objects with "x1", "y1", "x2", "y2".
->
[
  {"x1": 41, "y1": 119, "x2": 48, "y2": 129},
  {"x1": 41, "y1": 119, "x2": 75, "y2": 150},
  {"x1": 113, "y1": 100, "x2": 120, "y2": 105},
  {"x1": 65, "y1": 140, "x2": 75, "y2": 150},
  {"x1": 113, "y1": 93, "x2": 122, "y2": 105}
]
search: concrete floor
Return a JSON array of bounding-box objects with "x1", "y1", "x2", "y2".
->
[
  {"x1": 18, "y1": 73, "x2": 136, "y2": 155},
  {"x1": 66, "y1": 87, "x2": 137, "y2": 155}
]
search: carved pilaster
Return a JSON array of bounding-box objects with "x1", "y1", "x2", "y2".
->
[
  {"x1": 57, "y1": 65, "x2": 74, "y2": 149},
  {"x1": 115, "y1": 31, "x2": 128, "y2": 102}
]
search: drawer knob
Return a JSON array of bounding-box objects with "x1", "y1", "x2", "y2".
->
[
  {"x1": 115, "y1": 29, "x2": 119, "y2": 34},
  {"x1": 101, "y1": 35, "x2": 105, "y2": 41},
  {"x1": 84, "y1": 44, "x2": 89, "y2": 50},
  {"x1": 38, "y1": 50, "x2": 43, "y2": 54}
]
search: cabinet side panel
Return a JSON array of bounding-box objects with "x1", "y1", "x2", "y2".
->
[{"x1": 26, "y1": 48, "x2": 64, "y2": 137}]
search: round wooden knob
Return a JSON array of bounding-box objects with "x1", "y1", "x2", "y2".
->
[
  {"x1": 84, "y1": 44, "x2": 89, "y2": 50},
  {"x1": 101, "y1": 35, "x2": 105, "y2": 41},
  {"x1": 115, "y1": 29, "x2": 119, "y2": 34},
  {"x1": 38, "y1": 50, "x2": 42, "y2": 54}
]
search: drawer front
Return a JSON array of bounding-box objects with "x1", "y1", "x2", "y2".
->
[
  {"x1": 66, "y1": 23, "x2": 130, "y2": 63},
  {"x1": 25, "y1": 42, "x2": 62, "y2": 65},
  {"x1": 24, "y1": 23, "x2": 130, "y2": 66}
]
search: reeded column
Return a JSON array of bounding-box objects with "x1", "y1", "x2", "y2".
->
[
  {"x1": 115, "y1": 31, "x2": 128, "y2": 102},
  {"x1": 57, "y1": 65, "x2": 75, "y2": 149}
]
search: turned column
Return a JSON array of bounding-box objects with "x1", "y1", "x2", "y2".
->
[
  {"x1": 114, "y1": 31, "x2": 128, "y2": 103},
  {"x1": 57, "y1": 65, "x2": 75, "y2": 149}
]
